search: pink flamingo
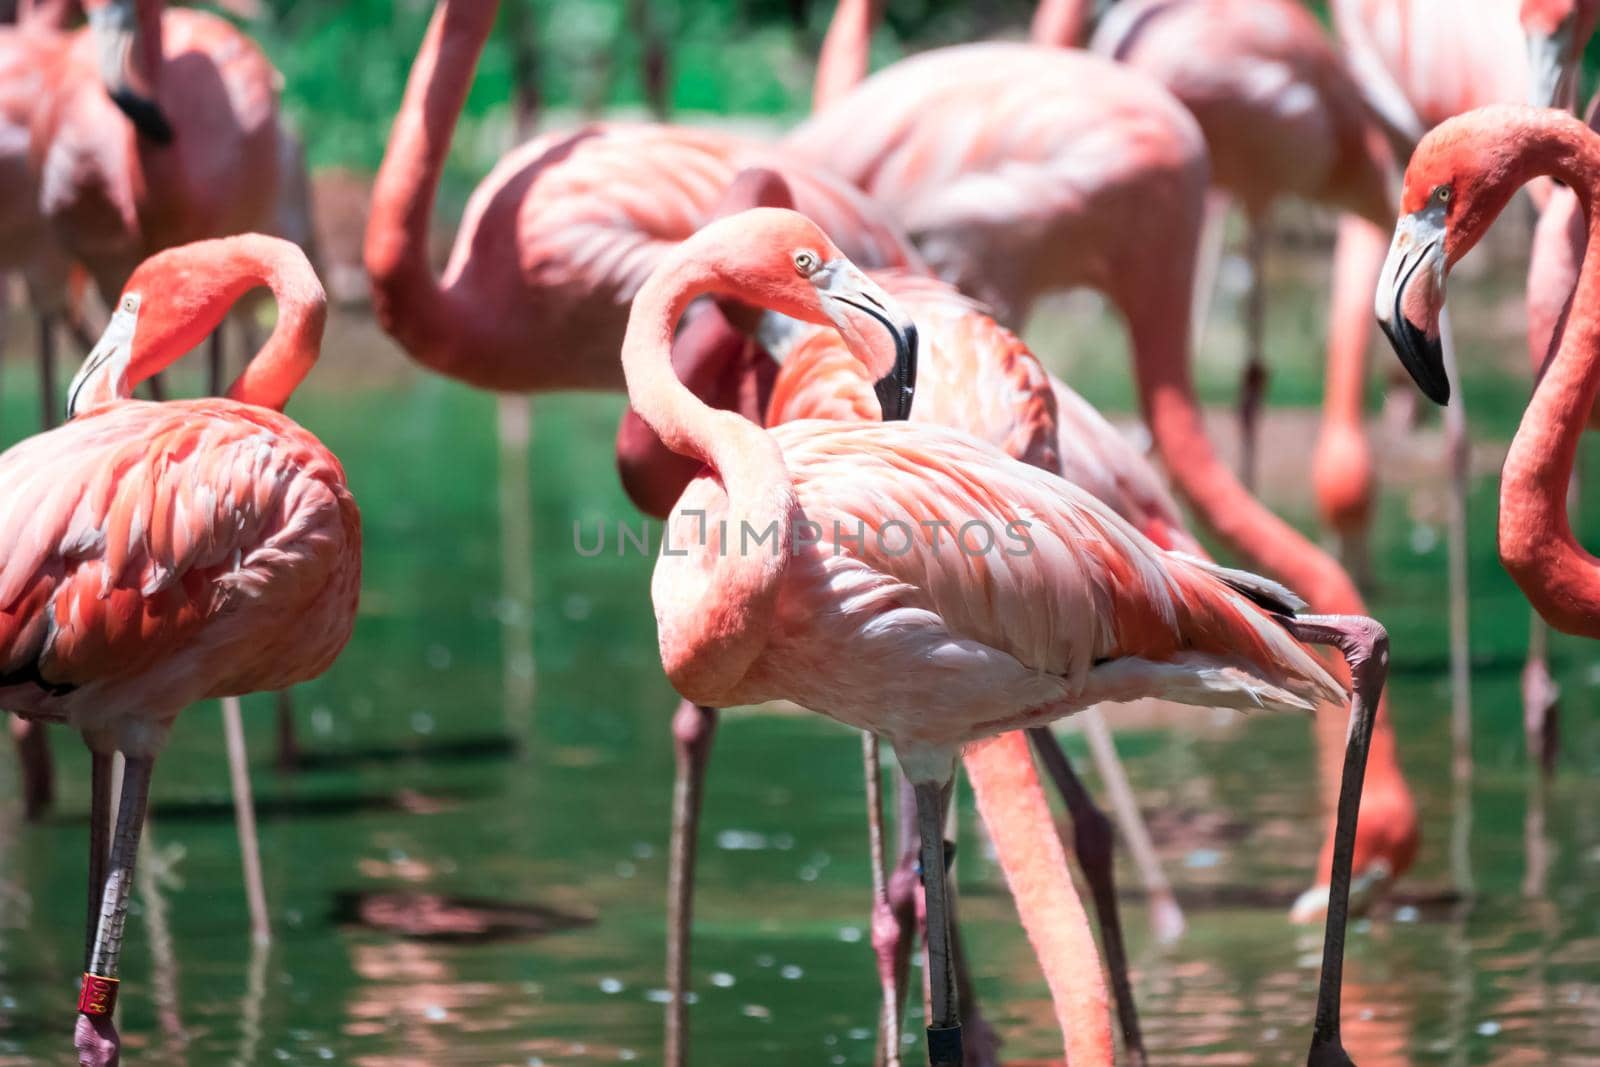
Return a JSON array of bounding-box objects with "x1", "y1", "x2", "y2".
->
[
  {"x1": 784, "y1": 42, "x2": 1419, "y2": 919},
  {"x1": 1030, "y1": 0, "x2": 1399, "y2": 498},
  {"x1": 1336, "y1": 0, "x2": 1599, "y2": 779},
  {"x1": 1378, "y1": 104, "x2": 1600, "y2": 681},
  {"x1": 626, "y1": 205, "x2": 1388, "y2": 1067},
  {"x1": 32, "y1": 0, "x2": 282, "y2": 300},
  {"x1": 615, "y1": 168, "x2": 1191, "y2": 1065},
  {"x1": 0, "y1": 233, "x2": 359, "y2": 1067},
  {"x1": 363, "y1": 0, "x2": 919, "y2": 394},
  {"x1": 0, "y1": 0, "x2": 78, "y2": 819},
  {"x1": 761, "y1": 259, "x2": 1191, "y2": 1064},
  {"x1": 1520, "y1": 93, "x2": 1600, "y2": 770}
]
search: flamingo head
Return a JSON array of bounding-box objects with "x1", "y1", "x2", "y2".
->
[
  {"x1": 69, "y1": 235, "x2": 325, "y2": 418},
  {"x1": 83, "y1": 0, "x2": 174, "y2": 145},
  {"x1": 1376, "y1": 107, "x2": 1568, "y2": 404},
  {"x1": 691, "y1": 208, "x2": 918, "y2": 421},
  {"x1": 1521, "y1": 0, "x2": 1600, "y2": 109}
]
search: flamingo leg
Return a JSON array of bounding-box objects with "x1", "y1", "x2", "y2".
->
[
  {"x1": 1190, "y1": 190, "x2": 1230, "y2": 353},
  {"x1": 221, "y1": 697, "x2": 271, "y2": 945},
  {"x1": 1080, "y1": 708, "x2": 1184, "y2": 944},
  {"x1": 1438, "y1": 307, "x2": 1473, "y2": 765},
  {"x1": 1522, "y1": 613, "x2": 1560, "y2": 777},
  {"x1": 39, "y1": 310, "x2": 59, "y2": 430},
  {"x1": 665, "y1": 700, "x2": 717, "y2": 1067},
  {"x1": 909, "y1": 770, "x2": 961, "y2": 1067},
  {"x1": 10, "y1": 715, "x2": 53, "y2": 821},
  {"x1": 1521, "y1": 466, "x2": 1573, "y2": 777},
  {"x1": 863, "y1": 733, "x2": 905, "y2": 1067},
  {"x1": 1284, "y1": 615, "x2": 1387, "y2": 1067},
  {"x1": 274, "y1": 690, "x2": 299, "y2": 772},
  {"x1": 75, "y1": 754, "x2": 155, "y2": 1067},
  {"x1": 1238, "y1": 215, "x2": 1269, "y2": 492},
  {"x1": 945, "y1": 887, "x2": 1002, "y2": 1067},
  {"x1": 85, "y1": 752, "x2": 112, "y2": 970},
  {"x1": 1026, "y1": 724, "x2": 1149, "y2": 1067},
  {"x1": 877, "y1": 777, "x2": 919, "y2": 1067}
]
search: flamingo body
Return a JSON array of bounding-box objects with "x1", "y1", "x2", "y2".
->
[
  {"x1": 0, "y1": 22, "x2": 73, "y2": 307},
  {"x1": 0, "y1": 399, "x2": 359, "y2": 753},
  {"x1": 365, "y1": 0, "x2": 918, "y2": 395},
  {"x1": 658, "y1": 420, "x2": 1340, "y2": 740},
  {"x1": 785, "y1": 43, "x2": 1205, "y2": 323},
  {"x1": 1093, "y1": 0, "x2": 1393, "y2": 225},
  {"x1": 34, "y1": 6, "x2": 281, "y2": 299}
]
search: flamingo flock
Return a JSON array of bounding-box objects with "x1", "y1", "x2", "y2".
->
[{"x1": 0, "y1": 1, "x2": 1595, "y2": 1065}]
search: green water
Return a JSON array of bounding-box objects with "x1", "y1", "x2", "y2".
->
[{"x1": 1, "y1": 276, "x2": 1600, "y2": 1066}]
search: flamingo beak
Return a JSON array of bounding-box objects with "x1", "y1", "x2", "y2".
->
[
  {"x1": 1526, "y1": 19, "x2": 1577, "y2": 110},
  {"x1": 67, "y1": 294, "x2": 141, "y2": 420},
  {"x1": 1375, "y1": 207, "x2": 1450, "y2": 405},
  {"x1": 816, "y1": 262, "x2": 918, "y2": 422},
  {"x1": 87, "y1": 0, "x2": 174, "y2": 145}
]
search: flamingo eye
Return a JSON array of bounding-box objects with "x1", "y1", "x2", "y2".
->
[
  {"x1": 1433, "y1": 184, "x2": 1451, "y2": 204},
  {"x1": 792, "y1": 250, "x2": 820, "y2": 277}
]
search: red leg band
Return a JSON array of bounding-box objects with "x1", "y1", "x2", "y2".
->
[{"x1": 77, "y1": 973, "x2": 118, "y2": 1016}]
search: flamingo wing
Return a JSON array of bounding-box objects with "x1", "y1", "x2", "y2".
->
[{"x1": 773, "y1": 423, "x2": 1341, "y2": 706}]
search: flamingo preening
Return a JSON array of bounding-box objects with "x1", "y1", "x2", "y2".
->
[
  {"x1": 625, "y1": 205, "x2": 1388, "y2": 1067},
  {"x1": 0, "y1": 233, "x2": 360, "y2": 1067}
]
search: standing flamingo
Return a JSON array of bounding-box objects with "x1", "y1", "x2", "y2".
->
[
  {"x1": 1036, "y1": 0, "x2": 1400, "y2": 496},
  {"x1": 763, "y1": 265, "x2": 1209, "y2": 1065},
  {"x1": 1336, "y1": 0, "x2": 1599, "y2": 790},
  {"x1": 0, "y1": 1, "x2": 78, "y2": 820},
  {"x1": 625, "y1": 205, "x2": 1388, "y2": 1067},
  {"x1": 615, "y1": 166, "x2": 1198, "y2": 1065},
  {"x1": 32, "y1": 0, "x2": 282, "y2": 300},
  {"x1": 1378, "y1": 105, "x2": 1600, "y2": 643},
  {"x1": 784, "y1": 43, "x2": 1419, "y2": 918},
  {"x1": 0, "y1": 233, "x2": 359, "y2": 1067}
]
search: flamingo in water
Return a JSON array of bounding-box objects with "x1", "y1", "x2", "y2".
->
[
  {"x1": 1378, "y1": 105, "x2": 1600, "y2": 651},
  {"x1": 1331, "y1": 0, "x2": 1600, "y2": 759},
  {"x1": 616, "y1": 168, "x2": 1196, "y2": 1065},
  {"x1": 0, "y1": 0, "x2": 81, "y2": 819},
  {"x1": 0, "y1": 233, "x2": 361, "y2": 1067},
  {"x1": 786, "y1": 40, "x2": 1419, "y2": 918},
  {"x1": 625, "y1": 205, "x2": 1389, "y2": 1067},
  {"x1": 624, "y1": 183, "x2": 1204, "y2": 1063}
]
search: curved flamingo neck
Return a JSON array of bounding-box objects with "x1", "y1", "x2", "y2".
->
[
  {"x1": 77, "y1": 236, "x2": 326, "y2": 414},
  {"x1": 623, "y1": 247, "x2": 794, "y2": 703},
  {"x1": 965, "y1": 732, "x2": 1114, "y2": 1066},
  {"x1": 1497, "y1": 119, "x2": 1600, "y2": 635},
  {"x1": 813, "y1": 0, "x2": 880, "y2": 110},
  {"x1": 364, "y1": 0, "x2": 500, "y2": 383},
  {"x1": 1030, "y1": 0, "x2": 1092, "y2": 48}
]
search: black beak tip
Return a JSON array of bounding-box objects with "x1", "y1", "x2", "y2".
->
[
  {"x1": 109, "y1": 89, "x2": 175, "y2": 145},
  {"x1": 873, "y1": 321, "x2": 918, "y2": 423},
  {"x1": 1379, "y1": 315, "x2": 1450, "y2": 406}
]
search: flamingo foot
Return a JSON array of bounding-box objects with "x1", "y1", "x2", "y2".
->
[
  {"x1": 1521, "y1": 659, "x2": 1560, "y2": 777},
  {"x1": 74, "y1": 1013, "x2": 119, "y2": 1067},
  {"x1": 1149, "y1": 889, "x2": 1187, "y2": 945},
  {"x1": 1289, "y1": 858, "x2": 1394, "y2": 925}
]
